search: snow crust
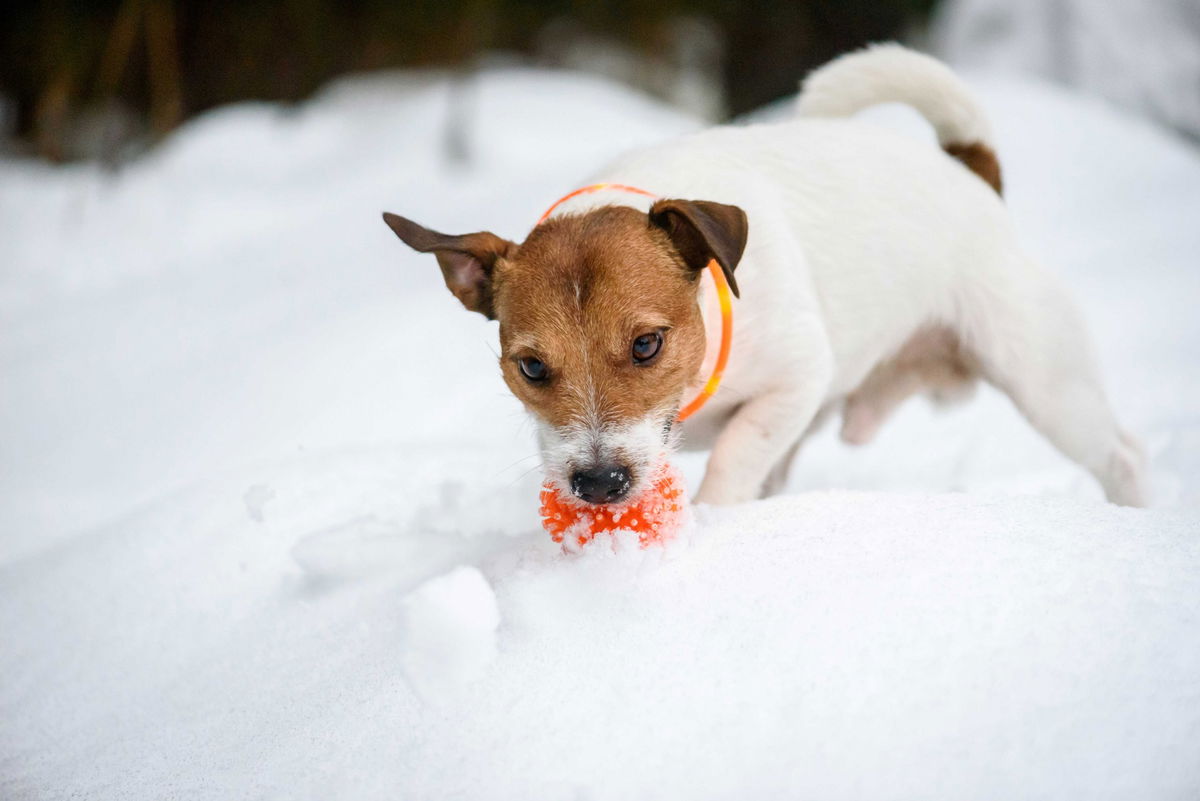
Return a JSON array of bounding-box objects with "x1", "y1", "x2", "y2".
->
[{"x1": 2, "y1": 65, "x2": 1199, "y2": 798}]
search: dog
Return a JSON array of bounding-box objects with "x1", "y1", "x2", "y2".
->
[{"x1": 382, "y1": 44, "x2": 1148, "y2": 508}]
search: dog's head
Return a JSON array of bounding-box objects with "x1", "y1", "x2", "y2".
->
[{"x1": 383, "y1": 199, "x2": 747, "y2": 504}]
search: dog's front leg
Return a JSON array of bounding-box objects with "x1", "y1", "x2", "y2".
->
[{"x1": 695, "y1": 375, "x2": 830, "y2": 505}]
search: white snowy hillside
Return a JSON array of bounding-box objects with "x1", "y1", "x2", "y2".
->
[{"x1": 2, "y1": 65, "x2": 1199, "y2": 799}]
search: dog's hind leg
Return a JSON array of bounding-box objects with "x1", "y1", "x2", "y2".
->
[
  {"x1": 966, "y1": 264, "x2": 1148, "y2": 506},
  {"x1": 840, "y1": 326, "x2": 978, "y2": 446}
]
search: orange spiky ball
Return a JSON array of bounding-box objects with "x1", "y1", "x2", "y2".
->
[{"x1": 540, "y1": 463, "x2": 687, "y2": 548}]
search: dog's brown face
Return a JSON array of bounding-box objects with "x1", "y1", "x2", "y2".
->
[{"x1": 383, "y1": 199, "x2": 746, "y2": 504}]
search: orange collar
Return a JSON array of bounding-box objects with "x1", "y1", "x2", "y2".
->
[{"x1": 535, "y1": 183, "x2": 734, "y2": 422}]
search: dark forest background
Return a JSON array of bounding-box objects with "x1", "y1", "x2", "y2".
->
[{"x1": 1, "y1": 0, "x2": 940, "y2": 161}]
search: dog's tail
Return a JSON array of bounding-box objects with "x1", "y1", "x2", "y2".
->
[{"x1": 797, "y1": 43, "x2": 1002, "y2": 195}]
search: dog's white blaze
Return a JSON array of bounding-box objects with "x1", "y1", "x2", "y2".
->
[{"x1": 537, "y1": 412, "x2": 676, "y2": 499}]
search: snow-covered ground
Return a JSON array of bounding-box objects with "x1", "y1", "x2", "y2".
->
[{"x1": 1, "y1": 65, "x2": 1198, "y2": 799}]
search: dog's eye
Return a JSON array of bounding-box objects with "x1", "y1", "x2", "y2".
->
[
  {"x1": 519, "y1": 356, "x2": 549, "y2": 382},
  {"x1": 632, "y1": 331, "x2": 663, "y2": 364}
]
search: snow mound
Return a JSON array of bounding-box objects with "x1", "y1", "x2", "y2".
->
[{"x1": 400, "y1": 565, "x2": 500, "y2": 698}]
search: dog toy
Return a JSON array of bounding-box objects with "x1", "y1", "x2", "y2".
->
[{"x1": 540, "y1": 462, "x2": 686, "y2": 549}]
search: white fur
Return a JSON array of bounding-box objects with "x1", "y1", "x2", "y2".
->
[
  {"x1": 797, "y1": 43, "x2": 993, "y2": 147},
  {"x1": 554, "y1": 44, "x2": 1146, "y2": 507},
  {"x1": 538, "y1": 415, "x2": 675, "y2": 502}
]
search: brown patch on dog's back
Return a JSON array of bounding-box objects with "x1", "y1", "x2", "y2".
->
[{"x1": 944, "y1": 141, "x2": 1003, "y2": 195}]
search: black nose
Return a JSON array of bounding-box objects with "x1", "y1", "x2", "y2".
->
[{"x1": 570, "y1": 465, "x2": 632, "y2": 505}]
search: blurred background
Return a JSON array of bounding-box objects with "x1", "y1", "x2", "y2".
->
[{"x1": 4, "y1": 0, "x2": 1197, "y2": 163}]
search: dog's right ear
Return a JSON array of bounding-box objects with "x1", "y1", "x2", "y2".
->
[{"x1": 382, "y1": 212, "x2": 515, "y2": 319}]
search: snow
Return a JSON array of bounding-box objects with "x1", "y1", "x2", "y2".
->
[
  {"x1": 400, "y1": 565, "x2": 500, "y2": 697},
  {"x1": 2, "y1": 65, "x2": 1199, "y2": 798}
]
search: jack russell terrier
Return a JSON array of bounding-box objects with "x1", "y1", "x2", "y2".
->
[{"x1": 382, "y1": 44, "x2": 1148, "y2": 509}]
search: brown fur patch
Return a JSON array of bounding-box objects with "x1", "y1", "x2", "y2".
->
[
  {"x1": 944, "y1": 141, "x2": 1003, "y2": 195},
  {"x1": 649, "y1": 199, "x2": 748, "y2": 297},
  {"x1": 493, "y1": 206, "x2": 708, "y2": 431}
]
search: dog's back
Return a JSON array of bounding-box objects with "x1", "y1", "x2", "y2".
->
[{"x1": 589, "y1": 99, "x2": 1015, "y2": 396}]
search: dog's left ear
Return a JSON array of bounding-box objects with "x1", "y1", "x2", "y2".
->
[{"x1": 649, "y1": 199, "x2": 747, "y2": 298}]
